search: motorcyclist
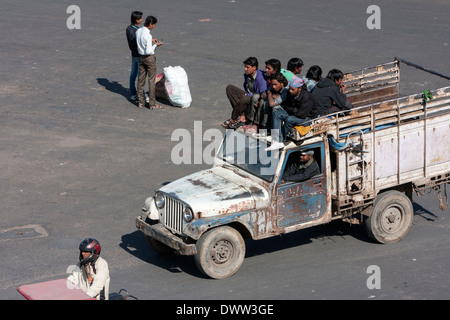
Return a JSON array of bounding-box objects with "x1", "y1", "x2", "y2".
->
[{"x1": 67, "y1": 238, "x2": 110, "y2": 300}]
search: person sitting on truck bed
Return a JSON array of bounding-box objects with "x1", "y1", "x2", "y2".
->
[
  {"x1": 223, "y1": 57, "x2": 267, "y2": 129},
  {"x1": 302, "y1": 65, "x2": 322, "y2": 92},
  {"x1": 257, "y1": 72, "x2": 289, "y2": 131},
  {"x1": 281, "y1": 149, "x2": 320, "y2": 182},
  {"x1": 280, "y1": 57, "x2": 304, "y2": 82},
  {"x1": 243, "y1": 58, "x2": 282, "y2": 134},
  {"x1": 311, "y1": 68, "x2": 353, "y2": 116},
  {"x1": 265, "y1": 76, "x2": 318, "y2": 151}
]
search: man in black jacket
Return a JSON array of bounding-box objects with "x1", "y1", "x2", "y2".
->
[
  {"x1": 266, "y1": 76, "x2": 318, "y2": 151},
  {"x1": 126, "y1": 11, "x2": 143, "y2": 101},
  {"x1": 282, "y1": 149, "x2": 320, "y2": 182},
  {"x1": 311, "y1": 68, "x2": 353, "y2": 116}
]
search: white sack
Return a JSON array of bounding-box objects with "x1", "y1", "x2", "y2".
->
[{"x1": 164, "y1": 66, "x2": 192, "y2": 108}]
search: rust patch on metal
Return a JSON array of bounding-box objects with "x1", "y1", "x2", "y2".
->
[{"x1": 187, "y1": 178, "x2": 212, "y2": 189}]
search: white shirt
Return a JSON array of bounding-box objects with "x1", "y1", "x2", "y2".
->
[
  {"x1": 136, "y1": 27, "x2": 157, "y2": 55},
  {"x1": 67, "y1": 257, "x2": 110, "y2": 300}
]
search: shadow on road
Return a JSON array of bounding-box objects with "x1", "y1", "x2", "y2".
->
[
  {"x1": 118, "y1": 220, "x2": 374, "y2": 279},
  {"x1": 119, "y1": 230, "x2": 203, "y2": 278},
  {"x1": 97, "y1": 78, "x2": 130, "y2": 101},
  {"x1": 413, "y1": 201, "x2": 439, "y2": 221},
  {"x1": 96, "y1": 77, "x2": 171, "y2": 107},
  {"x1": 245, "y1": 220, "x2": 374, "y2": 258}
]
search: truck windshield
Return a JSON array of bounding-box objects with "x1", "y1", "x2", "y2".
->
[{"x1": 218, "y1": 130, "x2": 280, "y2": 182}]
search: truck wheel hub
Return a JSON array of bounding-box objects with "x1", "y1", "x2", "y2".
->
[
  {"x1": 212, "y1": 240, "x2": 233, "y2": 264},
  {"x1": 382, "y1": 206, "x2": 402, "y2": 232}
]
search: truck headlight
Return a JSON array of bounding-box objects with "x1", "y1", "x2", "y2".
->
[
  {"x1": 183, "y1": 207, "x2": 194, "y2": 222},
  {"x1": 155, "y1": 192, "x2": 165, "y2": 209}
]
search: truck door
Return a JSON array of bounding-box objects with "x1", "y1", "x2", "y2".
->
[{"x1": 276, "y1": 143, "x2": 327, "y2": 228}]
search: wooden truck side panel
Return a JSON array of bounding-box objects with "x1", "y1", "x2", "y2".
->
[{"x1": 325, "y1": 82, "x2": 450, "y2": 216}]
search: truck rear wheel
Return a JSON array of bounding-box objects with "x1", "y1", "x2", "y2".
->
[
  {"x1": 194, "y1": 226, "x2": 245, "y2": 279},
  {"x1": 365, "y1": 190, "x2": 413, "y2": 243}
]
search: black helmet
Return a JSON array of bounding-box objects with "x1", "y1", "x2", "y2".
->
[{"x1": 79, "y1": 238, "x2": 101, "y2": 265}]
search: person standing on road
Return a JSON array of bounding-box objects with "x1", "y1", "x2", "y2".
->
[
  {"x1": 67, "y1": 238, "x2": 110, "y2": 300},
  {"x1": 126, "y1": 11, "x2": 143, "y2": 102},
  {"x1": 136, "y1": 15, "x2": 163, "y2": 109}
]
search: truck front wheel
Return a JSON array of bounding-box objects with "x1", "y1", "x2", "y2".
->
[
  {"x1": 194, "y1": 226, "x2": 245, "y2": 279},
  {"x1": 365, "y1": 190, "x2": 413, "y2": 243}
]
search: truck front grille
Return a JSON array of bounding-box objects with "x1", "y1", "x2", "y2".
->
[{"x1": 161, "y1": 195, "x2": 184, "y2": 235}]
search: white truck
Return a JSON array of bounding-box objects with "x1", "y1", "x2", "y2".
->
[{"x1": 136, "y1": 58, "x2": 450, "y2": 279}]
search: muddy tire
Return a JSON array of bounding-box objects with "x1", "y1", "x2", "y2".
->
[
  {"x1": 194, "y1": 226, "x2": 245, "y2": 279},
  {"x1": 365, "y1": 190, "x2": 413, "y2": 243}
]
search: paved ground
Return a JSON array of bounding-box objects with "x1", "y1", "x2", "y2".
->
[{"x1": 0, "y1": 0, "x2": 449, "y2": 302}]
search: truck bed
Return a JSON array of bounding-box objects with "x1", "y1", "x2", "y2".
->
[{"x1": 303, "y1": 59, "x2": 450, "y2": 212}]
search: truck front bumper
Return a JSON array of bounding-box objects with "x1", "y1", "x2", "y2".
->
[{"x1": 135, "y1": 215, "x2": 197, "y2": 255}]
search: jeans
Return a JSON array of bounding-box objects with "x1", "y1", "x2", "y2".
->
[
  {"x1": 129, "y1": 56, "x2": 140, "y2": 95},
  {"x1": 272, "y1": 109, "x2": 310, "y2": 142}
]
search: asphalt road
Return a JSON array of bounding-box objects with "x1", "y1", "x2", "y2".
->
[{"x1": 0, "y1": 0, "x2": 449, "y2": 302}]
